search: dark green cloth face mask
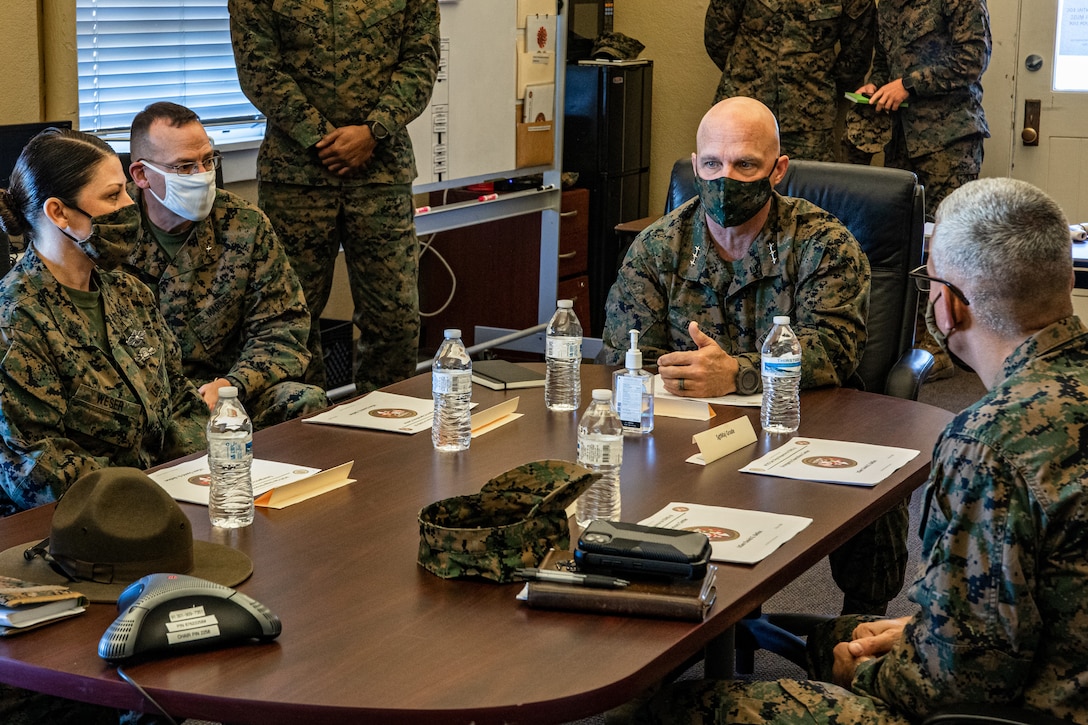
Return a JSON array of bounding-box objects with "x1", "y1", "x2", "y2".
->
[{"x1": 694, "y1": 168, "x2": 775, "y2": 228}]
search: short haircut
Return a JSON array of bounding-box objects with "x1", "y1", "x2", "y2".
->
[
  {"x1": 0, "y1": 128, "x2": 115, "y2": 243},
  {"x1": 931, "y1": 177, "x2": 1072, "y2": 337},
  {"x1": 130, "y1": 102, "x2": 202, "y2": 163}
]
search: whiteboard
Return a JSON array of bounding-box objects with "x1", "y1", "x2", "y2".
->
[{"x1": 408, "y1": 0, "x2": 519, "y2": 186}]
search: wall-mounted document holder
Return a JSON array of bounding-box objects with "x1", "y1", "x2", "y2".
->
[{"x1": 515, "y1": 103, "x2": 554, "y2": 168}]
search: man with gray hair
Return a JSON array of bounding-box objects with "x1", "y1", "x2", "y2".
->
[{"x1": 619, "y1": 177, "x2": 1088, "y2": 723}]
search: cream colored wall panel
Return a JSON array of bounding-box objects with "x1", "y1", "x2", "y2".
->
[{"x1": 616, "y1": 0, "x2": 733, "y2": 214}]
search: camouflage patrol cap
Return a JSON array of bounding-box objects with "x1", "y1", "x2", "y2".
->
[
  {"x1": 591, "y1": 32, "x2": 645, "y2": 61},
  {"x1": 417, "y1": 460, "x2": 600, "y2": 582},
  {"x1": 844, "y1": 103, "x2": 893, "y2": 155}
]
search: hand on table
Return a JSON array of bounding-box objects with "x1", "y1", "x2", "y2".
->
[{"x1": 657, "y1": 321, "x2": 738, "y2": 397}]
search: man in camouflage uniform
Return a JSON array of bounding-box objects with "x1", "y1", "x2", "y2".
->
[
  {"x1": 125, "y1": 102, "x2": 327, "y2": 429},
  {"x1": 620, "y1": 178, "x2": 1088, "y2": 724},
  {"x1": 856, "y1": 0, "x2": 990, "y2": 214},
  {"x1": 604, "y1": 98, "x2": 907, "y2": 618},
  {"x1": 227, "y1": 0, "x2": 440, "y2": 393},
  {"x1": 856, "y1": 0, "x2": 990, "y2": 381},
  {"x1": 704, "y1": 0, "x2": 875, "y2": 162}
]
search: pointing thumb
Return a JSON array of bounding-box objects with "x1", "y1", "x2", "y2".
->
[{"x1": 689, "y1": 321, "x2": 715, "y2": 349}]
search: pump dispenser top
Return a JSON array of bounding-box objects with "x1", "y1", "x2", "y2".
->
[{"x1": 625, "y1": 329, "x2": 643, "y2": 371}]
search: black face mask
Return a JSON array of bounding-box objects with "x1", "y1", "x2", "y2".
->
[
  {"x1": 58, "y1": 203, "x2": 141, "y2": 271},
  {"x1": 694, "y1": 165, "x2": 776, "y2": 228}
]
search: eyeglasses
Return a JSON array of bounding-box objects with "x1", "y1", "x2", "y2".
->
[
  {"x1": 908, "y1": 265, "x2": 970, "y2": 306},
  {"x1": 140, "y1": 152, "x2": 222, "y2": 176}
]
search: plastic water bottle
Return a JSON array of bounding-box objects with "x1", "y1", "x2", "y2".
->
[
  {"x1": 576, "y1": 389, "x2": 624, "y2": 528},
  {"x1": 432, "y1": 328, "x2": 472, "y2": 451},
  {"x1": 760, "y1": 315, "x2": 802, "y2": 434},
  {"x1": 545, "y1": 299, "x2": 582, "y2": 411},
  {"x1": 207, "y1": 386, "x2": 254, "y2": 528}
]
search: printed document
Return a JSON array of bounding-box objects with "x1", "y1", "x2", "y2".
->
[
  {"x1": 740, "y1": 437, "x2": 919, "y2": 487},
  {"x1": 303, "y1": 391, "x2": 435, "y2": 434},
  {"x1": 640, "y1": 502, "x2": 811, "y2": 565}
]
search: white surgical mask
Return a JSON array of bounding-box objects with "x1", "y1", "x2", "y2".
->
[{"x1": 141, "y1": 162, "x2": 216, "y2": 222}]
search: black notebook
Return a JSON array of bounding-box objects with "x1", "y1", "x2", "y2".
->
[{"x1": 471, "y1": 360, "x2": 546, "y2": 390}]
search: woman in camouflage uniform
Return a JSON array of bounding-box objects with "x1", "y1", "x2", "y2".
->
[{"x1": 0, "y1": 128, "x2": 208, "y2": 517}]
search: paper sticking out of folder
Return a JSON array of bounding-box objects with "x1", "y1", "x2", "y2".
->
[
  {"x1": 471, "y1": 397, "x2": 523, "y2": 438},
  {"x1": 254, "y1": 460, "x2": 356, "y2": 509},
  {"x1": 148, "y1": 457, "x2": 356, "y2": 509}
]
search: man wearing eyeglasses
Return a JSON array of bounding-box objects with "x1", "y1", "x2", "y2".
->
[
  {"x1": 125, "y1": 102, "x2": 328, "y2": 429},
  {"x1": 618, "y1": 178, "x2": 1088, "y2": 724}
]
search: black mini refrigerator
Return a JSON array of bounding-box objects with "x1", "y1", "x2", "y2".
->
[{"x1": 563, "y1": 59, "x2": 653, "y2": 337}]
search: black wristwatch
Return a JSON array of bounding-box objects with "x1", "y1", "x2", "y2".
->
[
  {"x1": 735, "y1": 363, "x2": 761, "y2": 395},
  {"x1": 902, "y1": 75, "x2": 918, "y2": 98},
  {"x1": 364, "y1": 119, "x2": 389, "y2": 141}
]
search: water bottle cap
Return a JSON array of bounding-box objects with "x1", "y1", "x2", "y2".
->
[
  {"x1": 443, "y1": 328, "x2": 462, "y2": 338},
  {"x1": 219, "y1": 386, "x2": 238, "y2": 398},
  {"x1": 557, "y1": 299, "x2": 573, "y2": 309},
  {"x1": 591, "y1": 389, "x2": 612, "y2": 401},
  {"x1": 773, "y1": 315, "x2": 790, "y2": 325}
]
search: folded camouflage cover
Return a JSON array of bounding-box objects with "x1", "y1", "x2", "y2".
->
[{"x1": 417, "y1": 460, "x2": 600, "y2": 583}]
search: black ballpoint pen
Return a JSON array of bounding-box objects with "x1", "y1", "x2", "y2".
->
[{"x1": 516, "y1": 568, "x2": 630, "y2": 589}]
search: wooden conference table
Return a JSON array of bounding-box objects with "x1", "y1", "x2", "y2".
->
[{"x1": 0, "y1": 366, "x2": 953, "y2": 724}]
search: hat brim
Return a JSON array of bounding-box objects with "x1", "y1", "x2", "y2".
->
[{"x1": 0, "y1": 540, "x2": 253, "y2": 604}]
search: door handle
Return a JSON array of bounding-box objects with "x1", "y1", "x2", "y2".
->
[{"x1": 1022, "y1": 99, "x2": 1041, "y2": 146}]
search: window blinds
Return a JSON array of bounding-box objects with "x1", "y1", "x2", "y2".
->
[{"x1": 76, "y1": 0, "x2": 261, "y2": 132}]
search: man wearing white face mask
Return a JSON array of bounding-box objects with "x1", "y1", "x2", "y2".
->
[{"x1": 125, "y1": 102, "x2": 328, "y2": 429}]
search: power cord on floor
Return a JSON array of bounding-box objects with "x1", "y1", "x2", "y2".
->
[{"x1": 116, "y1": 665, "x2": 180, "y2": 725}]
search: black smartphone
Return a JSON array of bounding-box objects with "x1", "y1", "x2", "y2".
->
[{"x1": 575, "y1": 520, "x2": 712, "y2": 579}]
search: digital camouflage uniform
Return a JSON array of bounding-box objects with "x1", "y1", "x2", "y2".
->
[
  {"x1": 868, "y1": 0, "x2": 991, "y2": 213},
  {"x1": 625, "y1": 316, "x2": 1088, "y2": 725},
  {"x1": 704, "y1": 0, "x2": 876, "y2": 162},
  {"x1": 228, "y1": 0, "x2": 440, "y2": 392},
  {"x1": 603, "y1": 194, "x2": 910, "y2": 613},
  {"x1": 603, "y1": 194, "x2": 870, "y2": 390},
  {"x1": 0, "y1": 246, "x2": 208, "y2": 517},
  {"x1": 125, "y1": 184, "x2": 327, "y2": 429}
]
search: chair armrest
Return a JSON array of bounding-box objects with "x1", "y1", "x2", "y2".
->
[
  {"x1": 884, "y1": 347, "x2": 935, "y2": 401},
  {"x1": 923, "y1": 704, "x2": 1071, "y2": 725}
]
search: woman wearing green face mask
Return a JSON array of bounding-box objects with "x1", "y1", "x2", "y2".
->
[{"x1": 0, "y1": 127, "x2": 208, "y2": 516}]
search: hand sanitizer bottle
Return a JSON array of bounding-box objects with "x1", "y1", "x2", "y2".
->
[{"x1": 612, "y1": 329, "x2": 654, "y2": 435}]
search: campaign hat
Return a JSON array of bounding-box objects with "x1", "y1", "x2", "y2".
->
[{"x1": 0, "y1": 467, "x2": 253, "y2": 603}]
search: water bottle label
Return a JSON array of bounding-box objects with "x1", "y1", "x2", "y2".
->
[
  {"x1": 432, "y1": 370, "x2": 472, "y2": 394},
  {"x1": 762, "y1": 353, "x2": 801, "y2": 376},
  {"x1": 546, "y1": 336, "x2": 582, "y2": 360},
  {"x1": 615, "y1": 376, "x2": 644, "y2": 425},
  {"x1": 578, "y1": 436, "x2": 623, "y2": 466},
  {"x1": 211, "y1": 439, "x2": 250, "y2": 462}
]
